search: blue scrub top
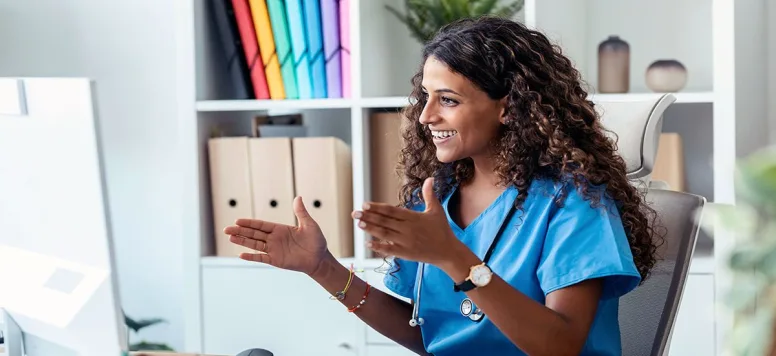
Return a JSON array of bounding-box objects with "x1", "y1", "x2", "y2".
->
[{"x1": 383, "y1": 178, "x2": 641, "y2": 356}]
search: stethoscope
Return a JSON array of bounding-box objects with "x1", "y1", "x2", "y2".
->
[{"x1": 409, "y1": 202, "x2": 518, "y2": 327}]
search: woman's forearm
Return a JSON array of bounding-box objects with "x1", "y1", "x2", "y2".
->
[
  {"x1": 437, "y1": 246, "x2": 597, "y2": 356},
  {"x1": 309, "y1": 253, "x2": 429, "y2": 355}
]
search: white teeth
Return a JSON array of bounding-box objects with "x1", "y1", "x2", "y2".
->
[{"x1": 431, "y1": 130, "x2": 458, "y2": 139}]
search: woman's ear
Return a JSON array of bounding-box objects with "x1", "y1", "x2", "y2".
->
[{"x1": 498, "y1": 96, "x2": 509, "y2": 124}]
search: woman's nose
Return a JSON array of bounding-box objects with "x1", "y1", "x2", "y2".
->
[{"x1": 418, "y1": 105, "x2": 438, "y2": 126}]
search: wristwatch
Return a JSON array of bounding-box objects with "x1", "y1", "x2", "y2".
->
[{"x1": 453, "y1": 263, "x2": 493, "y2": 292}]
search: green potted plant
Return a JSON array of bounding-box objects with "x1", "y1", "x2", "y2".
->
[
  {"x1": 700, "y1": 145, "x2": 776, "y2": 355},
  {"x1": 386, "y1": 0, "x2": 525, "y2": 44},
  {"x1": 124, "y1": 313, "x2": 175, "y2": 352}
]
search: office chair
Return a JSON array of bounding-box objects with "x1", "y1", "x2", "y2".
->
[
  {"x1": 593, "y1": 93, "x2": 676, "y2": 186},
  {"x1": 618, "y1": 189, "x2": 705, "y2": 356},
  {"x1": 591, "y1": 93, "x2": 705, "y2": 355}
]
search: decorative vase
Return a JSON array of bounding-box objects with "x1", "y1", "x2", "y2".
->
[
  {"x1": 597, "y1": 35, "x2": 630, "y2": 93},
  {"x1": 645, "y1": 59, "x2": 687, "y2": 92}
]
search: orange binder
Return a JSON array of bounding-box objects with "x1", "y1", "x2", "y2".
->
[{"x1": 248, "y1": 0, "x2": 286, "y2": 99}]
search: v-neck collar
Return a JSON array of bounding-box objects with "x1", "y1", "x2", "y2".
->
[{"x1": 442, "y1": 184, "x2": 515, "y2": 236}]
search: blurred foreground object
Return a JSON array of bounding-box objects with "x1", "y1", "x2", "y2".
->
[{"x1": 699, "y1": 145, "x2": 776, "y2": 356}]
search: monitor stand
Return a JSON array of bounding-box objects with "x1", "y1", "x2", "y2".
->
[{"x1": 1, "y1": 312, "x2": 78, "y2": 356}]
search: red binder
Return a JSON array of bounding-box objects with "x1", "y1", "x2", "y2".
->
[{"x1": 229, "y1": 0, "x2": 271, "y2": 99}]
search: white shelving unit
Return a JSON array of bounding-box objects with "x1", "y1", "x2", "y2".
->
[{"x1": 175, "y1": 0, "x2": 770, "y2": 355}]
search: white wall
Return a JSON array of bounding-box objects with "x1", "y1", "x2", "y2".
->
[
  {"x1": 734, "y1": 0, "x2": 771, "y2": 158},
  {"x1": 0, "y1": 0, "x2": 184, "y2": 351},
  {"x1": 769, "y1": 0, "x2": 776, "y2": 145}
]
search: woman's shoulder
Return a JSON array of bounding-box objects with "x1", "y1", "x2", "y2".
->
[{"x1": 527, "y1": 175, "x2": 615, "y2": 202}]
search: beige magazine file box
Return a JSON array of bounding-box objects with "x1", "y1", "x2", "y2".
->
[
  {"x1": 292, "y1": 137, "x2": 354, "y2": 258},
  {"x1": 208, "y1": 136, "x2": 295, "y2": 257}
]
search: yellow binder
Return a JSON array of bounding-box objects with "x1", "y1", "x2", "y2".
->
[{"x1": 247, "y1": 0, "x2": 286, "y2": 99}]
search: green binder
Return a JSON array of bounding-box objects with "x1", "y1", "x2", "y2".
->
[{"x1": 266, "y1": 0, "x2": 299, "y2": 99}]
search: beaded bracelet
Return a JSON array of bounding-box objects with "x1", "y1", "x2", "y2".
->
[{"x1": 347, "y1": 283, "x2": 372, "y2": 313}]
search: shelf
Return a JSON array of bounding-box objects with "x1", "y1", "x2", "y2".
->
[
  {"x1": 195, "y1": 91, "x2": 712, "y2": 113},
  {"x1": 196, "y1": 98, "x2": 354, "y2": 112},
  {"x1": 591, "y1": 91, "x2": 714, "y2": 104},
  {"x1": 360, "y1": 96, "x2": 412, "y2": 108},
  {"x1": 533, "y1": 0, "x2": 713, "y2": 94}
]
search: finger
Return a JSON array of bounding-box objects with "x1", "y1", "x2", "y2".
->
[
  {"x1": 421, "y1": 177, "x2": 442, "y2": 213},
  {"x1": 362, "y1": 202, "x2": 415, "y2": 221},
  {"x1": 223, "y1": 225, "x2": 269, "y2": 241},
  {"x1": 352, "y1": 210, "x2": 402, "y2": 234},
  {"x1": 229, "y1": 235, "x2": 268, "y2": 252},
  {"x1": 235, "y1": 218, "x2": 276, "y2": 233},
  {"x1": 239, "y1": 252, "x2": 271, "y2": 264},
  {"x1": 358, "y1": 219, "x2": 402, "y2": 243},
  {"x1": 293, "y1": 196, "x2": 317, "y2": 228},
  {"x1": 367, "y1": 239, "x2": 399, "y2": 257}
]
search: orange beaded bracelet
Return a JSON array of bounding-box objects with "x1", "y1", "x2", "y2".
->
[{"x1": 347, "y1": 283, "x2": 372, "y2": 313}]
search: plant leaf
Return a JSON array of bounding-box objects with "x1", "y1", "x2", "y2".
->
[
  {"x1": 125, "y1": 316, "x2": 167, "y2": 333},
  {"x1": 730, "y1": 305, "x2": 775, "y2": 356},
  {"x1": 473, "y1": 0, "x2": 499, "y2": 17},
  {"x1": 129, "y1": 341, "x2": 175, "y2": 352},
  {"x1": 493, "y1": 0, "x2": 525, "y2": 19},
  {"x1": 388, "y1": 0, "x2": 527, "y2": 43},
  {"x1": 725, "y1": 272, "x2": 766, "y2": 311}
]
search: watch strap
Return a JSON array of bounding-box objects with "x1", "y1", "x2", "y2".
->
[{"x1": 454, "y1": 279, "x2": 476, "y2": 292}]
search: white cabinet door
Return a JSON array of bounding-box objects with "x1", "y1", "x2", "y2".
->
[
  {"x1": 363, "y1": 269, "x2": 412, "y2": 346},
  {"x1": 202, "y1": 265, "x2": 360, "y2": 356},
  {"x1": 367, "y1": 345, "x2": 419, "y2": 356},
  {"x1": 668, "y1": 274, "x2": 716, "y2": 356}
]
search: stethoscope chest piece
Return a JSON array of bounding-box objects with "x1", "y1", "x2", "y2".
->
[{"x1": 460, "y1": 298, "x2": 485, "y2": 322}]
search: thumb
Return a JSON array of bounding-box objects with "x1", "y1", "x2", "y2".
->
[
  {"x1": 422, "y1": 177, "x2": 441, "y2": 212},
  {"x1": 293, "y1": 196, "x2": 316, "y2": 227}
]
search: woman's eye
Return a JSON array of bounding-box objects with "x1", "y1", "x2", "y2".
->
[{"x1": 440, "y1": 96, "x2": 458, "y2": 106}]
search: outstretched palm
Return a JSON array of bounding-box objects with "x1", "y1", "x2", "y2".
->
[{"x1": 223, "y1": 197, "x2": 329, "y2": 275}]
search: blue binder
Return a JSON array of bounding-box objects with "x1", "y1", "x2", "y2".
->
[
  {"x1": 285, "y1": 0, "x2": 312, "y2": 99},
  {"x1": 304, "y1": 0, "x2": 327, "y2": 98}
]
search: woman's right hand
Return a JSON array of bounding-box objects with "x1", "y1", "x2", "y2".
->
[{"x1": 223, "y1": 196, "x2": 331, "y2": 277}]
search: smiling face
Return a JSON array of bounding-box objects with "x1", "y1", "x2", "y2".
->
[{"x1": 419, "y1": 56, "x2": 506, "y2": 163}]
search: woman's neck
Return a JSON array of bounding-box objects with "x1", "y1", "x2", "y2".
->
[{"x1": 469, "y1": 155, "x2": 502, "y2": 190}]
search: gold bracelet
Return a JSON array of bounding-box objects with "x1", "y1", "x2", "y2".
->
[{"x1": 331, "y1": 263, "x2": 355, "y2": 300}]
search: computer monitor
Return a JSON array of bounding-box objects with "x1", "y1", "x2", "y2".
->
[{"x1": 0, "y1": 78, "x2": 128, "y2": 356}]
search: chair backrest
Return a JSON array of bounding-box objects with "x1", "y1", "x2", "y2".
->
[
  {"x1": 593, "y1": 93, "x2": 676, "y2": 181},
  {"x1": 618, "y1": 188, "x2": 706, "y2": 356}
]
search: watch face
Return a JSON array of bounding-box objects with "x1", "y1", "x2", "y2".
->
[{"x1": 471, "y1": 265, "x2": 492, "y2": 287}]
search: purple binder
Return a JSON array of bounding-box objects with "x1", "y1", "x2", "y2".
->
[{"x1": 320, "y1": 0, "x2": 342, "y2": 98}]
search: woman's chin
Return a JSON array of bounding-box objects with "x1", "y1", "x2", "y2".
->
[{"x1": 435, "y1": 149, "x2": 461, "y2": 163}]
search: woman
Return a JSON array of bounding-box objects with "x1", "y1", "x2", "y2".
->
[{"x1": 224, "y1": 16, "x2": 659, "y2": 356}]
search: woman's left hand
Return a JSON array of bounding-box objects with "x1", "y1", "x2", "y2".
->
[{"x1": 352, "y1": 177, "x2": 464, "y2": 266}]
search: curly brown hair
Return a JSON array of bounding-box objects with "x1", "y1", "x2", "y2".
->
[{"x1": 396, "y1": 16, "x2": 661, "y2": 282}]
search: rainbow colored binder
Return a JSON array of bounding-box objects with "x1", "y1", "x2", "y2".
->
[
  {"x1": 285, "y1": 0, "x2": 313, "y2": 99},
  {"x1": 248, "y1": 0, "x2": 286, "y2": 99},
  {"x1": 266, "y1": 0, "x2": 299, "y2": 99},
  {"x1": 320, "y1": 0, "x2": 341, "y2": 98},
  {"x1": 304, "y1": 0, "x2": 327, "y2": 98},
  {"x1": 339, "y1": 0, "x2": 351, "y2": 98}
]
